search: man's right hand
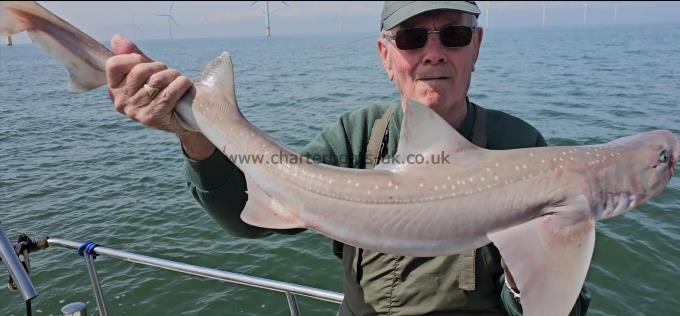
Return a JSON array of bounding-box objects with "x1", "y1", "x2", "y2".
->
[{"x1": 106, "y1": 34, "x2": 215, "y2": 160}]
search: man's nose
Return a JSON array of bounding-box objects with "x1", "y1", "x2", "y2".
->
[{"x1": 422, "y1": 33, "x2": 446, "y2": 65}]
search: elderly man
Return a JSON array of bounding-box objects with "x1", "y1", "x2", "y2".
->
[{"x1": 107, "y1": 1, "x2": 590, "y2": 315}]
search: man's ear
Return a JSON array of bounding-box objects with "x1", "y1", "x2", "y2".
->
[
  {"x1": 471, "y1": 27, "x2": 484, "y2": 72},
  {"x1": 377, "y1": 37, "x2": 394, "y2": 81}
]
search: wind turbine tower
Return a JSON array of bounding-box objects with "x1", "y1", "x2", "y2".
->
[
  {"x1": 5, "y1": 36, "x2": 11, "y2": 46},
  {"x1": 583, "y1": 3, "x2": 588, "y2": 25},
  {"x1": 541, "y1": 2, "x2": 546, "y2": 27},
  {"x1": 614, "y1": 4, "x2": 618, "y2": 24},
  {"x1": 157, "y1": 2, "x2": 178, "y2": 40},
  {"x1": 128, "y1": 15, "x2": 142, "y2": 41}
]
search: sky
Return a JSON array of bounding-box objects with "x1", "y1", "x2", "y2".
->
[{"x1": 5, "y1": 1, "x2": 680, "y2": 44}]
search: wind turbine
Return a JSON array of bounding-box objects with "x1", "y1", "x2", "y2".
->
[
  {"x1": 541, "y1": 2, "x2": 546, "y2": 27},
  {"x1": 484, "y1": 1, "x2": 490, "y2": 28},
  {"x1": 582, "y1": 2, "x2": 589, "y2": 26},
  {"x1": 251, "y1": 1, "x2": 289, "y2": 37},
  {"x1": 157, "y1": 1, "x2": 178, "y2": 40},
  {"x1": 614, "y1": 4, "x2": 618, "y2": 24},
  {"x1": 127, "y1": 15, "x2": 143, "y2": 41}
]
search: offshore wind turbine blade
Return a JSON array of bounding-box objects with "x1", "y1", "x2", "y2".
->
[
  {"x1": 170, "y1": 15, "x2": 179, "y2": 27},
  {"x1": 169, "y1": 1, "x2": 175, "y2": 13}
]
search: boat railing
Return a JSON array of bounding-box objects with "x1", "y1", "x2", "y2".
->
[{"x1": 2, "y1": 232, "x2": 344, "y2": 316}]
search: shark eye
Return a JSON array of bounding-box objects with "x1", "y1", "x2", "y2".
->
[{"x1": 659, "y1": 150, "x2": 669, "y2": 164}]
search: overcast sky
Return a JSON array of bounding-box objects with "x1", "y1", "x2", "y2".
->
[{"x1": 6, "y1": 1, "x2": 680, "y2": 44}]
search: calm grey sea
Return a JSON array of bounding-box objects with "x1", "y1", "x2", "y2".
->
[{"x1": 1, "y1": 24, "x2": 679, "y2": 316}]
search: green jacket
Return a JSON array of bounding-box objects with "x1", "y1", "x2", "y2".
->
[{"x1": 184, "y1": 101, "x2": 590, "y2": 315}]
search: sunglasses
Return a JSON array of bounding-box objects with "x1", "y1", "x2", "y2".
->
[{"x1": 383, "y1": 25, "x2": 477, "y2": 50}]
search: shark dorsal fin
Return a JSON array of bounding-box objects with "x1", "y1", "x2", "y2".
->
[{"x1": 376, "y1": 100, "x2": 479, "y2": 172}]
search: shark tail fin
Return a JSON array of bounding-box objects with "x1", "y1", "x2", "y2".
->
[
  {"x1": 488, "y1": 195, "x2": 595, "y2": 316},
  {"x1": 240, "y1": 176, "x2": 305, "y2": 229},
  {"x1": 0, "y1": 1, "x2": 112, "y2": 91}
]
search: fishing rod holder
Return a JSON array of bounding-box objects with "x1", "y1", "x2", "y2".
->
[{"x1": 0, "y1": 221, "x2": 38, "y2": 302}]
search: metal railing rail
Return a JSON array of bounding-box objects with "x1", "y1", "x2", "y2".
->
[{"x1": 48, "y1": 238, "x2": 344, "y2": 316}]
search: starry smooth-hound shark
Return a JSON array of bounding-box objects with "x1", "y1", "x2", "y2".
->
[{"x1": 2, "y1": 2, "x2": 678, "y2": 315}]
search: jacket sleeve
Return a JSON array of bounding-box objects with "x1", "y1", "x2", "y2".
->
[{"x1": 184, "y1": 114, "x2": 356, "y2": 238}]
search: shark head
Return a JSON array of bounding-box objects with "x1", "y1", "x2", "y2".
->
[
  {"x1": 632, "y1": 130, "x2": 678, "y2": 198},
  {"x1": 600, "y1": 130, "x2": 679, "y2": 218}
]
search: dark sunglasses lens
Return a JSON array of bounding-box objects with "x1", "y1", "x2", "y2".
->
[
  {"x1": 439, "y1": 26, "x2": 472, "y2": 47},
  {"x1": 395, "y1": 28, "x2": 428, "y2": 50}
]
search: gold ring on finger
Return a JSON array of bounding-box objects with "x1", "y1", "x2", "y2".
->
[{"x1": 143, "y1": 83, "x2": 160, "y2": 99}]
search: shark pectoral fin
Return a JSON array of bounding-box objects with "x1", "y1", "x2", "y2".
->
[
  {"x1": 240, "y1": 177, "x2": 304, "y2": 229},
  {"x1": 488, "y1": 208, "x2": 595, "y2": 316},
  {"x1": 376, "y1": 100, "x2": 481, "y2": 172},
  {"x1": 0, "y1": 1, "x2": 112, "y2": 91}
]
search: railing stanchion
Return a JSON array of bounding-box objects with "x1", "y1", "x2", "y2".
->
[
  {"x1": 286, "y1": 292, "x2": 301, "y2": 316},
  {"x1": 83, "y1": 253, "x2": 108, "y2": 316}
]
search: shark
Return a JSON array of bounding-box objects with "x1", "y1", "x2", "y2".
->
[{"x1": 2, "y1": 2, "x2": 678, "y2": 315}]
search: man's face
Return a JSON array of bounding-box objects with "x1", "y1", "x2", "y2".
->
[{"x1": 378, "y1": 10, "x2": 483, "y2": 116}]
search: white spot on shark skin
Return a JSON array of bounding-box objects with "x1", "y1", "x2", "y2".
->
[
  {"x1": 570, "y1": 157, "x2": 575, "y2": 160},
  {"x1": 529, "y1": 153, "x2": 534, "y2": 157},
  {"x1": 541, "y1": 159, "x2": 546, "y2": 164},
  {"x1": 469, "y1": 177, "x2": 474, "y2": 183},
  {"x1": 328, "y1": 179, "x2": 334, "y2": 184},
  {"x1": 347, "y1": 179, "x2": 352, "y2": 184},
  {"x1": 486, "y1": 167, "x2": 491, "y2": 172},
  {"x1": 495, "y1": 162, "x2": 500, "y2": 167},
  {"x1": 451, "y1": 185, "x2": 456, "y2": 190},
  {"x1": 442, "y1": 185, "x2": 447, "y2": 189},
  {"x1": 523, "y1": 165, "x2": 527, "y2": 169},
  {"x1": 388, "y1": 182, "x2": 393, "y2": 187},
  {"x1": 494, "y1": 176, "x2": 499, "y2": 181},
  {"x1": 394, "y1": 185, "x2": 399, "y2": 190},
  {"x1": 419, "y1": 183, "x2": 424, "y2": 188},
  {"x1": 354, "y1": 183, "x2": 359, "y2": 187},
  {"x1": 434, "y1": 186, "x2": 439, "y2": 191},
  {"x1": 446, "y1": 176, "x2": 451, "y2": 181},
  {"x1": 481, "y1": 177, "x2": 486, "y2": 182},
  {"x1": 367, "y1": 190, "x2": 372, "y2": 195},
  {"x1": 374, "y1": 185, "x2": 379, "y2": 190},
  {"x1": 515, "y1": 166, "x2": 520, "y2": 171}
]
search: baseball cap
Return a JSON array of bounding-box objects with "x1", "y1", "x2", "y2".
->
[{"x1": 381, "y1": 1, "x2": 481, "y2": 31}]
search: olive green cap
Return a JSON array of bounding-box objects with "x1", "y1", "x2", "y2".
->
[{"x1": 381, "y1": 1, "x2": 481, "y2": 31}]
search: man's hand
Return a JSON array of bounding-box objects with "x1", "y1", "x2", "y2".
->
[{"x1": 106, "y1": 34, "x2": 215, "y2": 160}]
